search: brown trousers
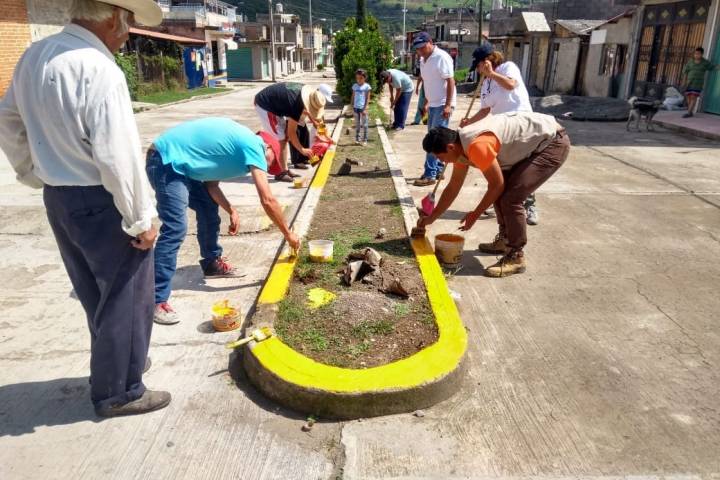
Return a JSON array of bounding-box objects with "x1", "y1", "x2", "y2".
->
[{"x1": 494, "y1": 130, "x2": 570, "y2": 250}]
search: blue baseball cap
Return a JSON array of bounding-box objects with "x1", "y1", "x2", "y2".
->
[
  {"x1": 412, "y1": 32, "x2": 432, "y2": 50},
  {"x1": 470, "y1": 42, "x2": 495, "y2": 71}
]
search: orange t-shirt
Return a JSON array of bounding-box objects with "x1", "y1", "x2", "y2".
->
[{"x1": 466, "y1": 133, "x2": 501, "y2": 172}]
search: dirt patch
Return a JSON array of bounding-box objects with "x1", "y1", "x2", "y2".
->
[{"x1": 275, "y1": 124, "x2": 438, "y2": 369}]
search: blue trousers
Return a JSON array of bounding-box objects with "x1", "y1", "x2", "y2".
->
[
  {"x1": 44, "y1": 185, "x2": 154, "y2": 410},
  {"x1": 413, "y1": 87, "x2": 426, "y2": 124},
  {"x1": 392, "y1": 91, "x2": 412, "y2": 129},
  {"x1": 423, "y1": 106, "x2": 452, "y2": 179},
  {"x1": 354, "y1": 108, "x2": 368, "y2": 142},
  {"x1": 146, "y1": 150, "x2": 222, "y2": 304}
]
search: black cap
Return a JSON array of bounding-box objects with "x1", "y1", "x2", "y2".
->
[
  {"x1": 470, "y1": 42, "x2": 494, "y2": 71},
  {"x1": 412, "y1": 31, "x2": 432, "y2": 49}
]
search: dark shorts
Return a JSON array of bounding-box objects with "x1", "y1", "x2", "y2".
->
[{"x1": 686, "y1": 88, "x2": 702, "y2": 97}]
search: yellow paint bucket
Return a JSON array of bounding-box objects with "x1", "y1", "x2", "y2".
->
[
  {"x1": 211, "y1": 300, "x2": 241, "y2": 332},
  {"x1": 434, "y1": 234, "x2": 465, "y2": 267},
  {"x1": 308, "y1": 240, "x2": 334, "y2": 263}
]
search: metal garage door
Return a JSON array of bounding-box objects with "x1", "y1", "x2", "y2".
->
[{"x1": 227, "y1": 49, "x2": 253, "y2": 80}]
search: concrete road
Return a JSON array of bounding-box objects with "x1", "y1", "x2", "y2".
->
[
  {"x1": 2, "y1": 76, "x2": 720, "y2": 480},
  {"x1": 339, "y1": 95, "x2": 720, "y2": 478},
  {"x1": 0, "y1": 73, "x2": 343, "y2": 480}
]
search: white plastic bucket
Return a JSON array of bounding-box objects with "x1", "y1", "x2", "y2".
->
[
  {"x1": 308, "y1": 240, "x2": 334, "y2": 263},
  {"x1": 434, "y1": 234, "x2": 465, "y2": 267}
]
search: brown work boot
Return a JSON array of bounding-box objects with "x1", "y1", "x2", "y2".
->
[
  {"x1": 485, "y1": 250, "x2": 527, "y2": 278},
  {"x1": 95, "y1": 390, "x2": 171, "y2": 418},
  {"x1": 478, "y1": 234, "x2": 509, "y2": 254}
]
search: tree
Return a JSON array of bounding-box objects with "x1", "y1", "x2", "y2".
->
[
  {"x1": 333, "y1": 16, "x2": 392, "y2": 102},
  {"x1": 356, "y1": 0, "x2": 366, "y2": 29}
]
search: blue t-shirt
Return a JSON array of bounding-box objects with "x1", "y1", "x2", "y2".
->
[
  {"x1": 389, "y1": 69, "x2": 414, "y2": 93},
  {"x1": 352, "y1": 83, "x2": 372, "y2": 110},
  {"x1": 153, "y1": 118, "x2": 267, "y2": 181}
]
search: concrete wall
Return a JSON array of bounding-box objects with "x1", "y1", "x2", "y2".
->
[
  {"x1": 26, "y1": 0, "x2": 70, "y2": 41},
  {"x1": 583, "y1": 17, "x2": 634, "y2": 97},
  {"x1": 549, "y1": 38, "x2": 581, "y2": 93},
  {"x1": 0, "y1": 0, "x2": 32, "y2": 96},
  {"x1": 584, "y1": 44, "x2": 611, "y2": 96}
]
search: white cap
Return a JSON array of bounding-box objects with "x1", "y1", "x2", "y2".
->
[{"x1": 317, "y1": 83, "x2": 334, "y2": 103}]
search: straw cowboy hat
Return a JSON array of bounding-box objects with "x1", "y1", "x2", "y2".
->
[
  {"x1": 99, "y1": 0, "x2": 163, "y2": 26},
  {"x1": 301, "y1": 85, "x2": 328, "y2": 122}
]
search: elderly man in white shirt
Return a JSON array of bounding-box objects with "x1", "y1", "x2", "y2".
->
[{"x1": 0, "y1": 0, "x2": 171, "y2": 417}]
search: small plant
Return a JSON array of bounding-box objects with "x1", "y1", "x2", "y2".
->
[
  {"x1": 393, "y1": 303, "x2": 410, "y2": 317},
  {"x1": 278, "y1": 298, "x2": 305, "y2": 323},
  {"x1": 352, "y1": 319, "x2": 395, "y2": 339},
  {"x1": 316, "y1": 63, "x2": 325, "y2": 71},
  {"x1": 302, "y1": 327, "x2": 329, "y2": 352}
]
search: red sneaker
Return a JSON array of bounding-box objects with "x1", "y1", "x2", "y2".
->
[
  {"x1": 154, "y1": 302, "x2": 179, "y2": 325},
  {"x1": 203, "y1": 257, "x2": 241, "y2": 278}
]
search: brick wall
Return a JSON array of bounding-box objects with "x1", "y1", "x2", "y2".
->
[{"x1": 0, "y1": 0, "x2": 32, "y2": 97}]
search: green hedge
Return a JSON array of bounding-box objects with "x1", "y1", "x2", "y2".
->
[{"x1": 114, "y1": 53, "x2": 139, "y2": 100}]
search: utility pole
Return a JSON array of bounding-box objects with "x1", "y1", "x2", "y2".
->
[
  {"x1": 477, "y1": 0, "x2": 483, "y2": 45},
  {"x1": 268, "y1": 0, "x2": 276, "y2": 81},
  {"x1": 402, "y1": 0, "x2": 407, "y2": 65},
  {"x1": 309, "y1": 0, "x2": 313, "y2": 71}
]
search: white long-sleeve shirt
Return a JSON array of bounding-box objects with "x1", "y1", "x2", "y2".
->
[{"x1": 0, "y1": 24, "x2": 156, "y2": 236}]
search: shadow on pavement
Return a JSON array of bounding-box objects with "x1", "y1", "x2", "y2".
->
[
  {"x1": 0, "y1": 377, "x2": 100, "y2": 437},
  {"x1": 172, "y1": 266, "x2": 262, "y2": 293}
]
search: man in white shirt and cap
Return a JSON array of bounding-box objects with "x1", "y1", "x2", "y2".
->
[{"x1": 0, "y1": 0, "x2": 170, "y2": 417}]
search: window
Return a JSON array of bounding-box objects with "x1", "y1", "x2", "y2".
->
[{"x1": 600, "y1": 44, "x2": 617, "y2": 76}]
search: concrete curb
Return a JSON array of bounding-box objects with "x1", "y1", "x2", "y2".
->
[
  {"x1": 652, "y1": 118, "x2": 720, "y2": 141},
  {"x1": 240, "y1": 115, "x2": 468, "y2": 420}
]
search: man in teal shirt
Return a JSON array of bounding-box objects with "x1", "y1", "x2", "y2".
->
[
  {"x1": 381, "y1": 69, "x2": 415, "y2": 130},
  {"x1": 147, "y1": 118, "x2": 301, "y2": 324},
  {"x1": 682, "y1": 47, "x2": 718, "y2": 118}
]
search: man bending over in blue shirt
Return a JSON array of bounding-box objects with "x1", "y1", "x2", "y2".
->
[{"x1": 147, "y1": 117, "x2": 301, "y2": 324}]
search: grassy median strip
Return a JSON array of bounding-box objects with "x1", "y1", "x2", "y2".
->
[{"x1": 274, "y1": 121, "x2": 438, "y2": 369}]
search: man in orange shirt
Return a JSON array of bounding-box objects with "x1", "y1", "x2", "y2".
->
[{"x1": 416, "y1": 112, "x2": 570, "y2": 277}]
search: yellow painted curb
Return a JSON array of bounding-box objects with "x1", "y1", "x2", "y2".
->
[{"x1": 247, "y1": 122, "x2": 467, "y2": 395}]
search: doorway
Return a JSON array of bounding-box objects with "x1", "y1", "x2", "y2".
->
[{"x1": 704, "y1": 25, "x2": 720, "y2": 114}]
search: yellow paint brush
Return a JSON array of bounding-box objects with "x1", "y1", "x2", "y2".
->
[{"x1": 225, "y1": 327, "x2": 273, "y2": 349}]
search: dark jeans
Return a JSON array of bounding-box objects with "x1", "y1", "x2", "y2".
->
[
  {"x1": 423, "y1": 105, "x2": 452, "y2": 179},
  {"x1": 44, "y1": 185, "x2": 154, "y2": 410},
  {"x1": 146, "y1": 150, "x2": 222, "y2": 304},
  {"x1": 495, "y1": 131, "x2": 570, "y2": 250},
  {"x1": 392, "y1": 91, "x2": 412, "y2": 129}
]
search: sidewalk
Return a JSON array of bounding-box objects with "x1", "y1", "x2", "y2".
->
[
  {"x1": 0, "y1": 74, "x2": 342, "y2": 480},
  {"x1": 340, "y1": 92, "x2": 720, "y2": 478},
  {"x1": 654, "y1": 110, "x2": 720, "y2": 140}
]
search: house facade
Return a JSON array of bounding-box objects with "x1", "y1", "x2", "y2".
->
[
  {"x1": 256, "y1": 7, "x2": 304, "y2": 77},
  {"x1": 626, "y1": 0, "x2": 720, "y2": 114},
  {"x1": 488, "y1": 0, "x2": 641, "y2": 94}
]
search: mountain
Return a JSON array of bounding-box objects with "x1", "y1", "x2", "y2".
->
[{"x1": 228, "y1": 0, "x2": 500, "y2": 36}]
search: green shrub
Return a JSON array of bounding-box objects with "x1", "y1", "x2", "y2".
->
[
  {"x1": 454, "y1": 67, "x2": 469, "y2": 83},
  {"x1": 333, "y1": 16, "x2": 392, "y2": 103},
  {"x1": 114, "y1": 53, "x2": 138, "y2": 100},
  {"x1": 316, "y1": 63, "x2": 325, "y2": 71},
  {"x1": 165, "y1": 78, "x2": 182, "y2": 92},
  {"x1": 136, "y1": 82, "x2": 166, "y2": 98}
]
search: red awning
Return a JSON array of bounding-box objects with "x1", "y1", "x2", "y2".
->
[{"x1": 129, "y1": 27, "x2": 205, "y2": 45}]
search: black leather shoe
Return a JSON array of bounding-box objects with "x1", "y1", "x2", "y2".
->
[{"x1": 95, "y1": 390, "x2": 171, "y2": 418}]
